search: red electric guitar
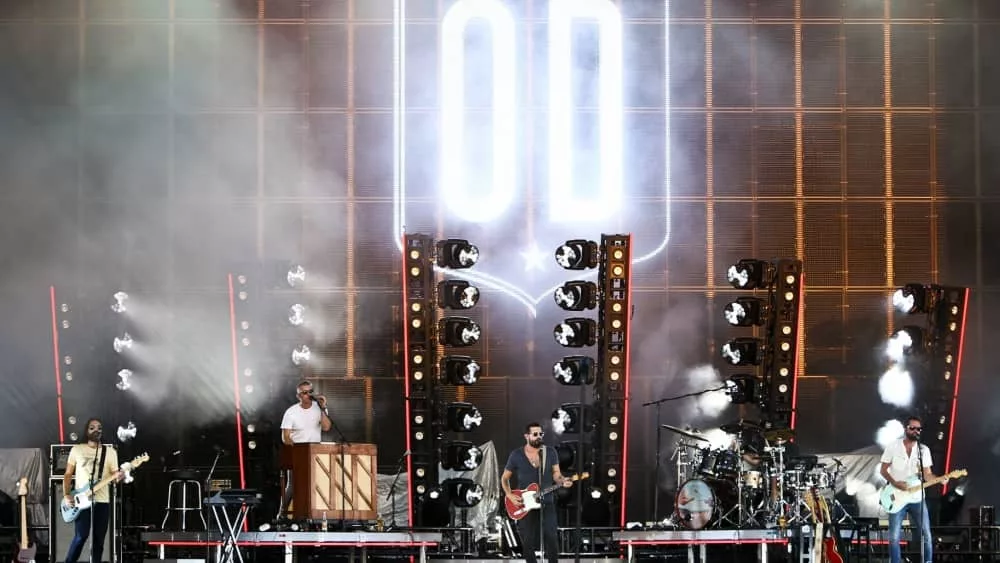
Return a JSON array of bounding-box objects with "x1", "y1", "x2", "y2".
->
[
  {"x1": 807, "y1": 486, "x2": 843, "y2": 563},
  {"x1": 505, "y1": 473, "x2": 589, "y2": 520}
]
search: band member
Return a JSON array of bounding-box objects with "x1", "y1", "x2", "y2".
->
[
  {"x1": 277, "y1": 380, "x2": 332, "y2": 519},
  {"x1": 880, "y1": 415, "x2": 941, "y2": 563},
  {"x1": 501, "y1": 423, "x2": 573, "y2": 563},
  {"x1": 63, "y1": 418, "x2": 123, "y2": 563}
]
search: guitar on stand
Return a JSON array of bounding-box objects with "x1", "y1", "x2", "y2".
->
[
  {"x1": 815, "y1": 489, "x2": 844, "y2": 563},
  {"x1": 505, "y1": 473, "x2": 589, "y2": 521},
  {"x1": 804, "y1": 487, "x2": 824, "y2": 562},
  {"x1": 60, "y1": 453, "x2": 149, "y2": 523},
  {"x1": 12, "y1": 478, "x2": 35, "y2": 563}
]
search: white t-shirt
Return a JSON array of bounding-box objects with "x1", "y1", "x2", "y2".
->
[
  {"x1": 880, "y1": 439, "x2": 932, "y2": 483},
  {"x1": 280, "y1": 402, "x2": 323, "y2": 443},
  {"x1": 68, "y1": 444, "x2": 120, "y2": 503}
]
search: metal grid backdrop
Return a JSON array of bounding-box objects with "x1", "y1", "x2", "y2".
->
[{"x1": 1, "y1": 0, "x2": 996, "y2": 518}]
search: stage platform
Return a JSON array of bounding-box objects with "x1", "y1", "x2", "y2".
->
[
  {"x1": 143, "y1": 531, "x2": 442, "y2": 563},
  {"x1": 615, "y1": 528, "x2": 787, "y2": 562}
]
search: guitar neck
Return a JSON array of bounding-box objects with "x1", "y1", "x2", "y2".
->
[
  {"x1": 85, "y1": 472, "x2": 118, "y2": 496},
  {"x1": 19, "y1": 495, "x2": 27, "y2": 549},
  {"x1": 911, "y1": 475, "x2": 949, "y2": 491}
]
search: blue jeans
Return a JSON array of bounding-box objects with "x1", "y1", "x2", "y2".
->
[
  {"x1": 65, "y1": 502, "x2": 110, "y2": 563},
  {"x1": 888, "y1": 500, "x2": 932, "y2": 563}
]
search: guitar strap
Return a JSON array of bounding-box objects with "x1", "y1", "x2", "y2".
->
[{"x1": 91, "y1": 445, "x2": 107, "y2": 493}]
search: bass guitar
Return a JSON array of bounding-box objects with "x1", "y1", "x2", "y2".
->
[
  {"x1": 60, "y1": 453, "x2": 148, "y2": 523},
  {"x1": 13, "y1": 478, "x2": 35, "y2": 563},
  {"x1": 505, "y1": 473, "x2": 589, "y2": 521},
  {"x1": 879, "y1": 469, "x2": 966, "y2": 514}
]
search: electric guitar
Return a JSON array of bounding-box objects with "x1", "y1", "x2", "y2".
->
[
  {"x1": 878, "y1": 469, "x2": 966, "y2": 514},
  {"x1": 60, "y1": 453, "x2": 149, "y2": 523},
  {"x1": 505, "y1": 473, "x2": 589, "y2": 521},
  {"x1": 816, "y1": 489, "x2": 844, "y2": 563},
  {"x1": 804, "y1": 487, "x2": 823, "y2": 562},
  {"x1": 12, "y1": 478, "x2": 35, "y2": 563}
]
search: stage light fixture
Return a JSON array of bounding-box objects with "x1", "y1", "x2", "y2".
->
[
  {"x1": 446, "y1": 402, "x2": 483, "y2": 432},
  {"x1": 727, "y1": 374, "x2": 759, "y2": 404},
  {"x1": 555, "y1": 239, "x2": 599, "y2": 270},
  {"x1": 442, "y1": 441, "x2": 484, "y2": 471},
  {"x1": 420, "y1": 486, "x2": 452, "y2": 527},
  {"x1": 111, "y1": 291, "x2": 128, "y2": 314},
  {"x1": 438, "y1": 280, "x2": 480, "y2": 309},
  {"x1": 445, "y1": 478, "x2": 485, "y2": 508},
  {"x1": 552, "y1": 356, "x2": 596, "y2": 385},
  {"x1": 442, "y1": 356, "x2": 481, "y2": 385},
  {"x1": 291, "y1": 344, "x2": 311, "y2": 366},
  {"x1": 720, "y1": 337, "x2": 762, "y2": 366},
  {"x1": 115, "y1": 369, "x2": 133, "y2": 391},
  {"x1": 726, "y1": 259, "x2": 773, "y2": 290},
  {"x1": 436, "y1": 239, "x2": 480, "y2": 269},
  {"x1": 438, "y1": 317, "x2": 481, "y2": 346},
  {"x1": 723, "y1": 297, "x2": 767, "y2": 327},
  {"x1": 554, "y1": 318, "x2": 597, "y2": 348},
  {"x1": 887, "y1": 326, "x2": 925, "y2": 360},
  {"x1": 113, "y1": 333, "x2": 134, "y2": 354},
  {"x1": 554, "y1": 281, "x2": 598, "y2": 311},
  {"x1": 288, "y1": 303, "x2": 306, "y2": 326},
  {"x1": 287, "y1": 265, "x2": 306, "y2": 288},
  {"x1": 116, "y1": 421, "x2": 137, "y2": 442},
  {"x1": 893, "y1": 283, "x2": 927, "y2": 314},
  {"x1": 551, "y1": 403, "x2": 597, "y2": 434}
]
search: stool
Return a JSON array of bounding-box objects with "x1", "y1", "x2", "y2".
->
[{"x1": 161, "y1": 479, "x2": 208, "y2": 531}]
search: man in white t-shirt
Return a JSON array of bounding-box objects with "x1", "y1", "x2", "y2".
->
[
  {"x1": 880, "y1": 415, "x2": 944, "y2": 563},
  {"x1": 63, "y1": 418, "x2": 123, "y2": 563},
  {"x1": 276, "y1": 380, "x2": 332, "y2": 518}
]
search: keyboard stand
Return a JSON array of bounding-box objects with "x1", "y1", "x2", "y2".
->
[{"x1": 208, "y1": 501, "x2": 253, "y2": 563}]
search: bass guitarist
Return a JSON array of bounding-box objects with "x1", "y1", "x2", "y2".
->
[
  {"x1": 501, "y1": 422, "x2": 573, "y2": 563},
  {"x1": 880, "y1": 415, "x2": 942, "y2": 563},
  {"x1": 63, "y1": 418, "x2": 123, "y2": 563}
]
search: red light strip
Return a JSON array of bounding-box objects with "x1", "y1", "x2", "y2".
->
[
  {"x1": 622, "y1": 539, "x2": 788, "y2": 546},
  {"x1": 943, "y1": 288, "x2": 970, "y2": 490},
  {"x1": 789, "y1": 272, "x2": 805, "y2": 431},
  {"x1": 619, "y1": 236, "x2": 634, "y2": 527},
  {"x1": 49, "y1": 286, "x2": 65, "y2": 443},
  {"x1": 148, "y1": 541, "x2": 438, "y2": 548},
  {"x1": 400, "y1": 234, "x2": 414, "y2": 527},
  {"x1": 226, "y1": 274, "x2": 247, "y2": 492}
]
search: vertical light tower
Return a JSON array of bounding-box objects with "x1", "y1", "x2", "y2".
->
[
  {"x1": 433, "y1": 238, "x2": 486, "y2": 520},
  {"x1": 595, "y1": 234, "x2": 633, "y2": 526},
  {"x1": 551, "y1": 240, "x2": 601, "y2": 520},
  {"x1": 402, "y1": 234, "x2": 438, "y2": 527},
  {"x1": 891, "y1": 284, "x2": 970, "y2": 482},
  {"x1": 721, "y1": 259, "x2": 774, "y2": 414}
]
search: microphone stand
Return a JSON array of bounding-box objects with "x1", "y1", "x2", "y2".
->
[
  {"x1": 917, "y1": 440, "x2": 926, "y2": 563},
  {"x1": 386, "y1": 450, "x2": 409, "y2": 530},
  {"x1": 328, "y1": 414, "x2": 351, "y2": 532}
]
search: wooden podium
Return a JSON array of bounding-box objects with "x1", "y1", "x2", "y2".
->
[{"x1": 280, "y1": 442, "x2": 378, "y2": 521}]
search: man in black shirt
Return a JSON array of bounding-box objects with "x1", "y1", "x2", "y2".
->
[{"x1": 501, "y1": 422, "x2": 573, "y2": 563}]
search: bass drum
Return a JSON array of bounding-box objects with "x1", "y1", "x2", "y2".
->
[{"x1": 674, "y1": 478, "x2": 736, "y2": 530}]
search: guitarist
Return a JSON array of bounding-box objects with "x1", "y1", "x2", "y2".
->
[
  {"x1": 501, "y1": 422, "x2": 572, "y2": 563},
  {"x1": 62, "y1": 418, "x2": 123, "y2": 563},
  {"x1": 879, "y1": 416, "x2": 941, "y2": 563}
]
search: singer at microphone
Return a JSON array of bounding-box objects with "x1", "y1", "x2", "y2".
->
[
  {"x1": 276, "y1": 380, "x2": 334, "y2": 520},
  {"x1": 62, "y1": 417, "x2": 123, "y2": 563}
]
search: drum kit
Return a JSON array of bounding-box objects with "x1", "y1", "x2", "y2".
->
[{"x1": 664, "y1": 420, "x2": 842, "y2": 531}]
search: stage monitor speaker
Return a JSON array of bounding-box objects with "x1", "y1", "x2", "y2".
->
[{"x1": 49, "y1": 479, "x2": 116, "y2": 563}]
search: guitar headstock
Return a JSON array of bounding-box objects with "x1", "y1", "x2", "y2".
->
[
  {"x1": 15, "y1": 477, "x2": 27, "y2": 498},
  {"x1": 130, "y1": 453, "x2": 150, "y2": 468},
  {"x1": 948, "y1": 469, "x2": 968, "y2": 479},
  {"x1": 575, "y1": 472, "x2": 590, "y2": 481}
]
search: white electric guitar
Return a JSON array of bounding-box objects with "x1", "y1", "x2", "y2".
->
[
  {"x1": 60, "y1": 453, "x2": 148, "y2": 523},
  {"x1": 879, "y1": 468, "x2": 966, "y2": 514}
]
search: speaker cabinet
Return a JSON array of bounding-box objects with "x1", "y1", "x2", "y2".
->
[{"x1": 49, "y1": 479, "x2": 117, "y2": 563}]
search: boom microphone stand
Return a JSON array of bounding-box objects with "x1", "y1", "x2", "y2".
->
[
  {"x1": 386, "y1": 450, "x2": 410, "y2": 530},
  {"x1": 917, "y1": 439, "x2": 926, "y2": 563},
  {"x1": 328, "y1": 414, "x2": 351, "y2": 531}
]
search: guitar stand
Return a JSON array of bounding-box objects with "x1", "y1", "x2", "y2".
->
[{"x1": 210, "y1": 503, "x2": 252, "y2": 563}]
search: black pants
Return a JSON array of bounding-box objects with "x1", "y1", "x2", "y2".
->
[
  {"x1": 66, "y1": 502, "x2": 110, "y2": 563},
  {"x1": 516, "y1": 502, "x2": 559, "y2": 563}
]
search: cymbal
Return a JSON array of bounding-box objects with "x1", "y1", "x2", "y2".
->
[
  {"x1": 764, "y1": 428, "x2": 796, "y2": 442},
  {"x1": 719, "y1": 419, "x2": 762, "y2": 435},
  {"x1": 661, "y1": 424, "x2": 710, "y2": 443}
]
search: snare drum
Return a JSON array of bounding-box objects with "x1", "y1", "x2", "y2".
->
[
  {"x1": 782, "y1": 469, "x2": 805, "y2": 490},
  {"x1": 742, "y1": 470, "x2": 763, "y2": 490},
  {"x1": 806, "y1": 469, "x2": 833, "y2": 489}
]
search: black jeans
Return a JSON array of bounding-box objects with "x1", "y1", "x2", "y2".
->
[
  {"x1": 65, "y1": 502, "x2": 110, "y2": 563},
  {"x1": 516, "y1": 502, "x2": 559, "y2": 563}
]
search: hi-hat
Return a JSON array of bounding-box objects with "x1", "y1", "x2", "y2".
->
[
  {"x1": 763, "y1": 428, "x2": 795, "y2": 442},
  {"x1": 660, "y1": 424, "x2": 710, "y2": 443},
  {"x1": 720, "y1": 419, "x2": 762, "y2": 434}
]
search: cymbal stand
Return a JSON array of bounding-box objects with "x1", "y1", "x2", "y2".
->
[
  {"x1": 720, "y1": 435, "x2": 745, "y2": 528},
  {"x1": 765, "y1": 442, "x2": 787, "y2": 528}
]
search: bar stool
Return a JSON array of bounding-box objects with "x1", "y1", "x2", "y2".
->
[{"x1": 161, "y1": 469, "x2": 208, "y2": 531}]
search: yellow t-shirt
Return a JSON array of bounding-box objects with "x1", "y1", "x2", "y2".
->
[{"x1": 68, "y1": 444, "x2": 119, "y2": 503}]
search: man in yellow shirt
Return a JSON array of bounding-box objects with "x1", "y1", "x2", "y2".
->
[{"x1": 63, "y1": 418, "x2": 122, "y2": 563}]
